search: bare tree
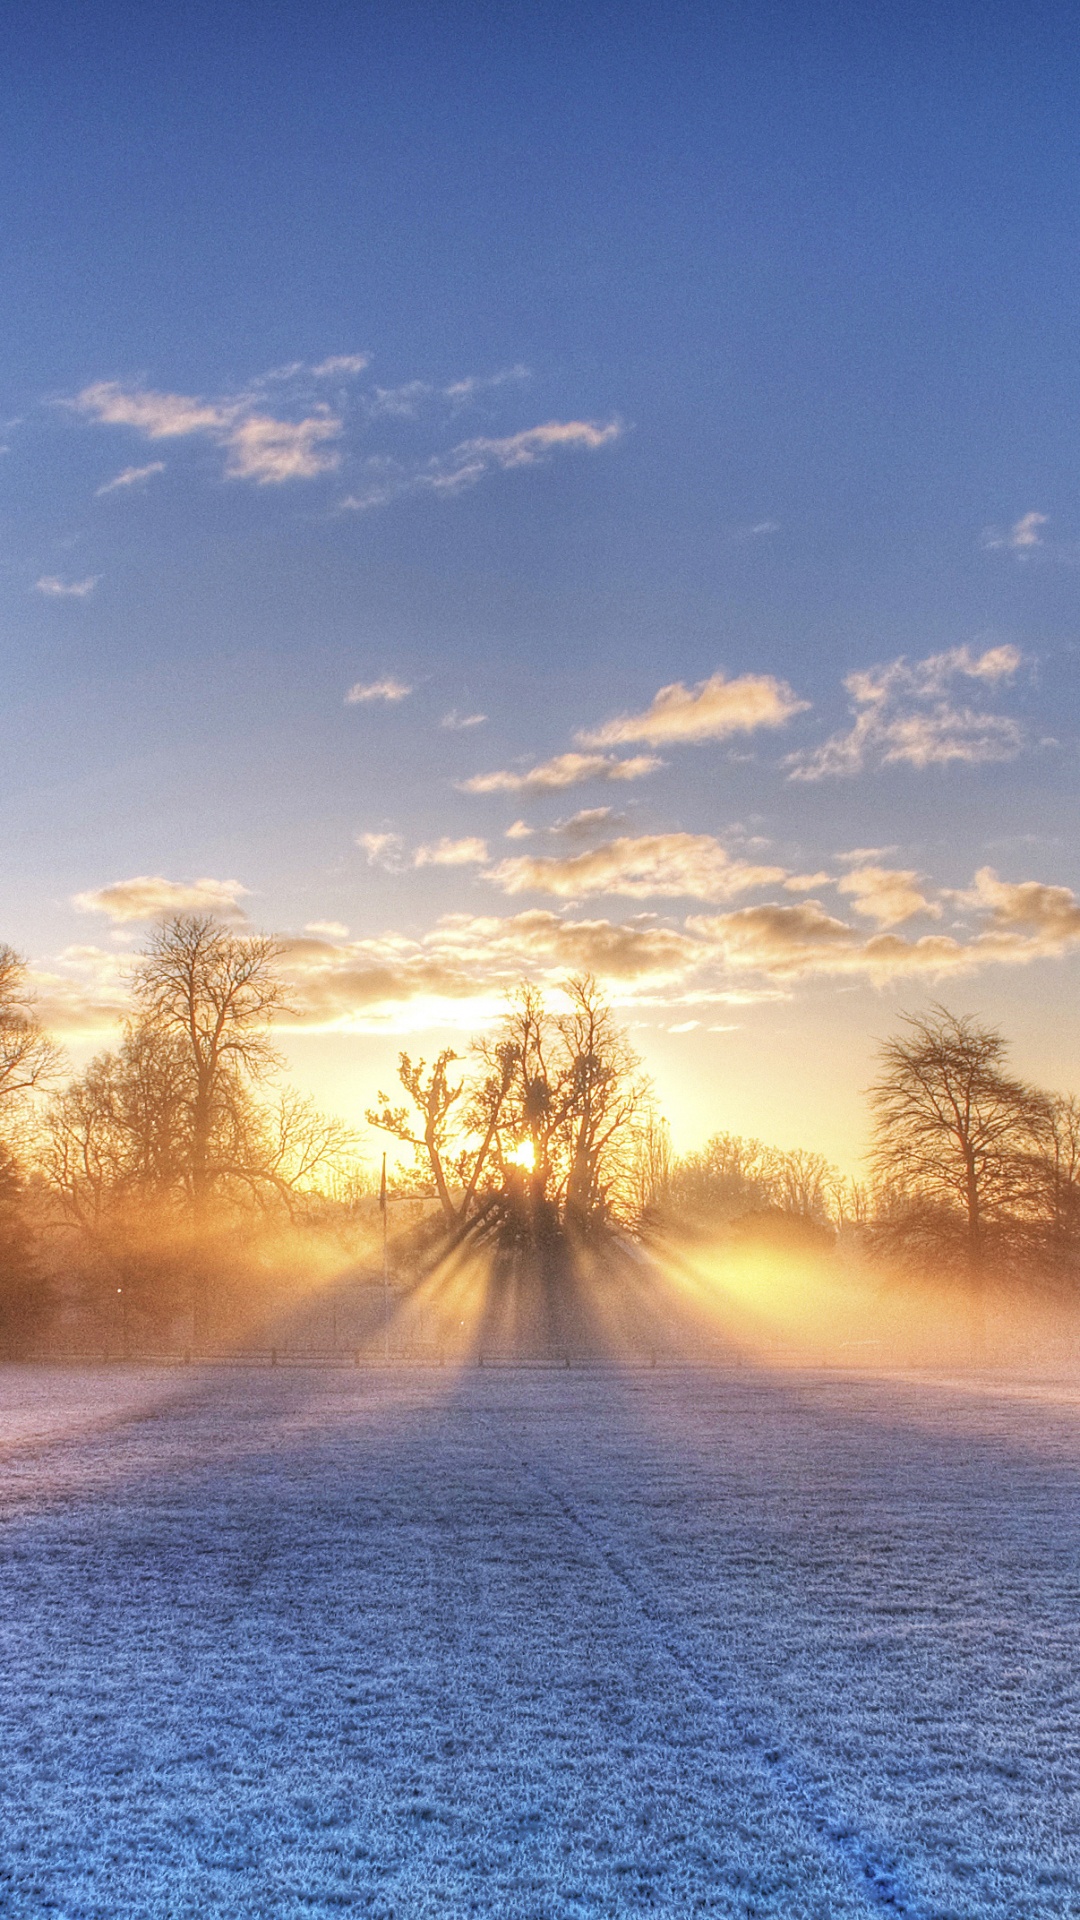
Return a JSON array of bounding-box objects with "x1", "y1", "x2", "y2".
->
[
  {"x1": 556, "y1": 976, "x2": 653, "y2": 1231},
  {"x1": 667, "y1": 1133, "x2": 782, "y2": 1224},
  {"x1": 1028, "y1": 1093, "x2": 1080, "y2": 1282},
  {"x1": 132, "y1": 916, "x2": 285, "y2": 1227},
  {"x1": 0, "y1": 946, "x2": 61, "y2": 1127},
  {"x1": 368, "y1": 978, "x2": 654, "y2": 1250},
  {"x1": 868, "y1": 1005, "x2": 1051, "y2": 1285},
  {"x1": 367, "y1": 1051, "x2": 467, "y2": 1224},
  {"x1": 123, "y1": 916, "x2": 289, "y2": 1335}
]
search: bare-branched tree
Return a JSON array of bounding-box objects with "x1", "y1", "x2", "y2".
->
[
  {"x1": 0, "y1": 945, "x2": 62, "y2": 1130},
  {"x1": 132, "y1": 916, "x2": 286, "y2": 1229},
  {"x1": 43, "y1": 916, "x2": 358, "y2": 1340},
  {"x1": 868, "y1": 1005, "x2": 1052, "y2": 1285},
  {"x1": 368, "y1": 977, "x2": 654, "y2": 1252}
]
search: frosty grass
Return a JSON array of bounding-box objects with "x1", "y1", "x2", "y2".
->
[{"x1": 0, "y1": 1363, "x2": 1076, "y2": 1917}]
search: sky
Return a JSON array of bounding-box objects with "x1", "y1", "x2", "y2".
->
[{"x1": 4, "y1": 0, "x2": 1080, "y2": 1169}]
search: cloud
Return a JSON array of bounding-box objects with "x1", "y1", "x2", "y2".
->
[
  {"x1": 310, "y1": 355, "x2": 371, "y2": 377},
  {"x1": 548, "y1": 807, "x2": 626, "y2": 842},
  {"x1": 505, "y1": 820, "x2": 533, "y2": 839},
  {"x1": 95, "y1": 461, "x2": 165, "y2": 495},
  {"x1": 687, "y1": 864, "x2": 1080, "y2": 983},
  {"x1": 357, "y1": 832, "x2": 405, "y2": 869},
  {"x1": 24, "y1": 946, "x2": 134, "y2": 1036},
  {"x1": 41, "y1": 860, "x2": 1080, "y2": 1037},
  {"x1": 221, "y1": 411, "x2": 342, "y2": 483},
  {"x1": 444, "y1": 365, "x2": 530, "y2": 402},
  {"x1": 953, "y1": 866, "x2": 1080, "y2": 944},
  {"x1": 275, "y1": 910, "x2": 710, "y2": 1032},
  {"x1": 686, "y1": 903, "x2": 965, "y2": 979},
  {"x1": 440, "y1": 710, "x2": 487, "y2": 730},
  {"x1": 578, "y1": 670, "x2": 808, "y2": 749},
  {"x1": 413, "y1": 837, "x2": 489, "y2": 867},
  {"x1": 367, "y1": 381, "x2": 432, "y2": 419},
  {"x1": 983, "y1": 511, "x2": 1048, "y2": 554},
  {"x1": 341, "y1": 417, "x2": 622, "y2": 510},
  {"x1": 789, "y1": 644, "x2": 1026, "y2": 780},
  {"x1": 485, "y1": 832, "x2": 787, "y2": 903},
  {"x1": 728, "y1": 520, "x2": 780, "y2": 541},
  {"x1": 459, "y1": 751, "x2": 660, "y2": 795},
  {"x1": 71, "y1": 379, "x2": 343, "y2": 485},
  {"x1": 836, "y1": 864, "x2": 940, "y2": 928},
  {"x1": 73, "y1": 875, "x2": 251, "y2": 923},
  {"x1": 35, "y1": 575, "x2": 99, "y2": 598},
  {"x1": 345, "y1": 677, "x2": 412, "y2": 704}
]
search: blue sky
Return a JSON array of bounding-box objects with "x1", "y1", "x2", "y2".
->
[{"x1": 4, "y1": 0, "x2": 1080, "y2": 1163}]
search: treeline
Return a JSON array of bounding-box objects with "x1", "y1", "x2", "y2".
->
[
  {"x1": 1, "y1": 914, "x2": 1079, "y2": 1354},
  {"x1": 651, "y1": 1008, "x2": 1080, "y2": 1293},
  {"x1": 0, "y1": 918, "x2": 363, "y2": 1352}
]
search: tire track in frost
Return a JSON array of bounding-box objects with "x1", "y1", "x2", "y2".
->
[{"x1": 469, "y1": 1400, "x2": 925, "y2": 1920}]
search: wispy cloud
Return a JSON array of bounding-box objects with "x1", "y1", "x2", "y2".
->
[
  {"x1": 413, "y1": 837, "x2": 489, "y2": 867},
  {"x1": 440, "y1": 709, "x2": 487, "y2": 730},
  {"x1": 357, "y1": 831, "x2": 405, "y2": 869},
  {"x1": 35, "y1": 574, "x2": 99, "y2": 597},
  {"x1": 342, "y1": 417, "x2": 622, "y2": 510},
  {"x1": 788, "y1": 644, "x2": 1025, "y2": 780},
  {"x1": 68, "y1": 361, "x2": 616, "y2": 510},
  {"x1": 982, "y1": 510, "x2": 1049, "y2": 554},
  {"x1": 728, "y1": 519, "x2": 780, "y2": 541},
  {"x1": 548, "y1": 807, "x2": 626, "y2": 842},
  {"x1": 459, "y1": 751, "x2": 660, "y2": 795},
  {"x1": 345, "y1": 677, "x2": 412, "y2": 704},
  {"x1": 73, "y1": 875, "x2": 251, "y2": 923},
  {"x1": 95, "y1": 461, "x2": 165, "y2": 496},
  {"x1": 484, "y1": 832, "x2": 787, "y2": 903},
  {"x1": 445, "y1": 365, "x2": 530, "y2": 403},
  {"x1": 310, "y1": 354, "x2": 371, "y2": 378},
  {"x1": 362, "y1": 365, "x2": 530, "y2": 420},
  {"x1": 70, "y1": 379, "x2": 344, "y2": 484},
  {"x1": 578, "y1": 670, "x2": 808, "y2": 749}
]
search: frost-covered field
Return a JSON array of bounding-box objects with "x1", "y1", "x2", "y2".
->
[{"x1": 0, "y1": 1364, "x2": 1077, "y2": 1918}]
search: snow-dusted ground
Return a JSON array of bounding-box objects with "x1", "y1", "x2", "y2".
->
[{"x1": 0, "y1": 1364, "x2": 1077, "y2": 1918}]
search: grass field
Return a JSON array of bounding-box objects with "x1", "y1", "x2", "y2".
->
[{"x1": 0, "y1": 1362, "x2": 1076, "y2": 1917}]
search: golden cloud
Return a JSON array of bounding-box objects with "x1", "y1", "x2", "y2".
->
[
  {"x1": 485, "y1": 833, "x2": 787, "y2": 902},
  {"x1": 460, "y1": 751, "x2": 660, "y2": 794},
  {"x1": 72, "y1": 876, "x2": 252, "y2": 924},
  {"x1": 579, "y1": 670, "x2": 808, "y2": 748}
]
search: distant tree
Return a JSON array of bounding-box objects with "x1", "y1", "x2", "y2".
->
[
  {"x1": 0, "y1": 1145, "x2": 47, "y2": 1354},
  {"x1": 868, "y1": 1005, "x2": 1051, "y2": 1286},
  {"x1": 132, "y1": 916, "x2": 285, "y2": 1234},
  {"x1": 0, "y1": 945, "x2": 61, "y2": 1129},
  {"x1": 1029, "y1": 1093, "x2": 1080, "y2": 1282},
  {"x1": 368, "y1": 977, "x2": 654, "y2": 1247},
  {"x1": 464, "y1": 977, "x2": 653, "y2": 1237},
  {"x1": 43, "y1": 917, "x2": 358, "y2": 1340},
  {"x1": 667, "y1": 1133, "x2": 789, "y2": 1226},
  {"x1": 772, "y1": 1147, "x2": 835, "y2": 1224},
  {"x1": 557, "y1": 976, "x2": 653, "y2": 1232}
]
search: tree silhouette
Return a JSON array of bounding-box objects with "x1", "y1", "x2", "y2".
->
[
  {"x1": 868, "y1": 1005, "x2": 1051, "y2": 1290},
  {"x1": 0, "y1": 945, "x2": 61, "y2": 1128}
]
